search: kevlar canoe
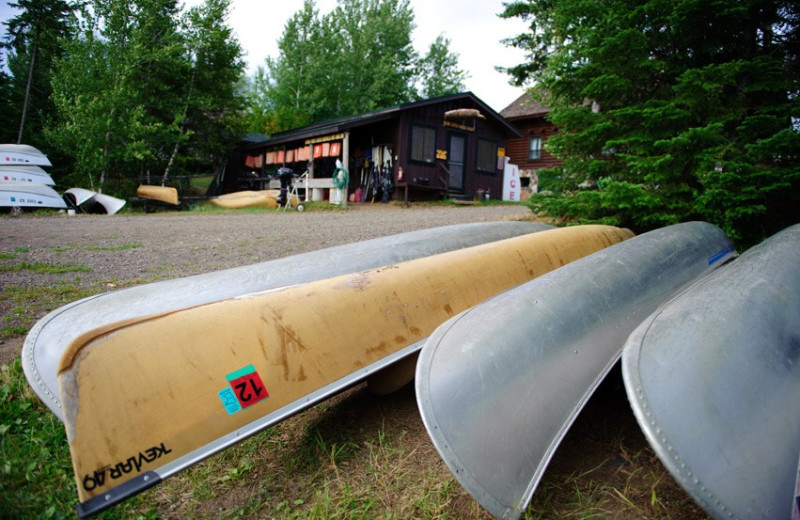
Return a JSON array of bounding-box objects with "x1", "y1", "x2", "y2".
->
[
  {"x1": 24, "y1": 222, "x2": 553, "y2": 421},
  {"x1": 622, "y1": 223, "x2": 800, "y2": 520},
  {"x1": 0, "y1": 143, "x2": 53, "y2": 167},
  {"x1": 0, "y1": 165, "x2": 55, "y2": 185},
  {"x1": 56, "y1": 225, "x2": 631, "y2": 516},
  {"x1": 136, "y1": 184, "x2": 179, "y2": 205},
  {"x1": 209, "y1": 190, "x2": 289, "y2": 209},
  {"x1": 415, "y1": 221, "x2": 736, "y2": 520}
]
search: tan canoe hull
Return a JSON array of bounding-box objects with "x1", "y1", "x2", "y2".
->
[
  {"x1": 136, "y1": 185, "x2": 179, "y2": 205},
  {"x1": 58, "y1": 225, "x2": 633, "y2": 515}
]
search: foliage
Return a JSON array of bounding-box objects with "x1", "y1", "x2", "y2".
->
[
  {"x1": 0, "y1": 0, "x2": 75, "y2": 167},
  {"x1": 416, "y1": 34, "x2": 469, "y2": 99},
  {"x1": 43, "y1": 0, "x2": 245, "y2": 194},
  {"x1": 246, "y1": 0, "x2": 468, "y2": 134},
  {"x1": 502, "y1": 0, "x2": 800, "y2": 247}
]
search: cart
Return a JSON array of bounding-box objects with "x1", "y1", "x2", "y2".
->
[{"x1": 282, "y1": 170, "x2": 307, "y2": 212}]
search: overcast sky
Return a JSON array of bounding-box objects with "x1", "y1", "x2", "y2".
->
[{"x1": 1, "y1": 0, "x2": 530, "y2": 111}]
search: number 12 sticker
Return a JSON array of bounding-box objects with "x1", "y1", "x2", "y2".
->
[{"x1": 218, "y1": 365, "x2": 269, "y2": 415}]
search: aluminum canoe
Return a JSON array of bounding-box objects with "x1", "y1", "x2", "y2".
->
[
  {"x1": 0, "y1": 143, "x2": 53, "y2": 167},
  {"x1": 622, "y1": 223, "x2": 800, "y2": 520},
  {"x1": 0, "y1": 165, "x2": 55, "y2": 185},
  {"x1": 415, "y1": 221, "x2": 736, "y2": 520},
  {"x1": 0, "y1": 182, "x2": 67, "y2": 209},
  {"x1": 63, "y1": 188, "x2": 126, "y2": 214},
  {"x1": 56, "y1": 225, "x2": 630, "y2": 517},
  {"x1": 24, "y1": 221, "x2": 552, "y2": 421}
]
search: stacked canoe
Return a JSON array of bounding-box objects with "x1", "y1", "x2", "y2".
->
[{"x1": 0, "y1": 144, "x2": 66, "y2": 211}]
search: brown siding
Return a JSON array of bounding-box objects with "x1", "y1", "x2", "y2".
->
[{"x1": 505, "y1": 118, "x2": 561, "y2": 172}]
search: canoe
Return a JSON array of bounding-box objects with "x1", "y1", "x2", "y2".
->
[
  {"x1": 136, "y1": 184, "x2": 179, "y2": 205},
  {"x1": 209, "y1": 190, "x2": 289, "y2": 209},
  {"x1": 0, "y1": 143, "x2": 53, "y2": 167},
  {"x1": 63, "y1": 187, "x2": 96, "y2": 207},
  {"x1": 93, "y1": 192, "x2": 126, "y2": 215},
  {"x1": 55, "y1": 225, "x2": 631, "y2": 516},
  {"x1": 622, "y1": 223, "x2": 800, "y2": 520},
  {"x1": 415, "y1": 221, "x2": 736, "y2": 520},
  {"x1": 24, "y1": 221, "x2": 553, "y2": 420},
  {"x1": 63, "y1": 188, "x2": 126, "y2": 215},
  {"x1": 0, "y1": 165, "x2": 55, "y2": 185},
  {"x1": 0, "y1": 182, "x2": 67, "y2": 209}
]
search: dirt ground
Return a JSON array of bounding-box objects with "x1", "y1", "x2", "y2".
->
[{"x1": 0, "y1": 204, "x2": 708, "y2": 518}]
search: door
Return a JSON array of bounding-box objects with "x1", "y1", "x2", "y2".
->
[{"x1": 447, "y1": 133, "x2": 466, "y2": 191}]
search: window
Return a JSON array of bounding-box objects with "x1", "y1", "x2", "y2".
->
[
  {"x1": 477, "y1": 138, "x2": 497, "y2": 173},
  {"x1": 529, "y1": 137, "x2": 542, "y2": 160},
  {"x1": 410, "y1": 125, "x2": 436, "y2": 164}
]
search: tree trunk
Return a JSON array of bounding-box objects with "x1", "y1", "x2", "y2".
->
[{"x1": 17, "y1": 45, "x2": 37, "y2": 145}]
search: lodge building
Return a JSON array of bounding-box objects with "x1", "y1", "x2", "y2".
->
[{"x1": 226, "y1": 91, "x2": 560, "y2": 203}]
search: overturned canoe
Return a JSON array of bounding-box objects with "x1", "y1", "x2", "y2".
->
[
  {"x1": 0, "y1": 165, "x2": 55, "y2": 185},
  {"x1": 56, "y1": 225, "x2": 630, "y2": 516},
  {"x1": 24, "y1": 222, "x2": 552, "y2": 420},
  {"x1": 415, "y1": 222, "x2": 736, "y2": 520},
  {"x1": 136, "y1": 184, "x2": 179, "y2": 205},
  {"x1": 0, "y1": 143, "x2": 53, "y2": 167},
  {"x1": 93, "y1": 192, "x2": 126, "y2": 215},
  {"x1": 0, "y1": 182, "x2": 67, "y2": 209},
  {"x1": 209, "y1": 190, "x2": 284, "y2": 209},
  {"x1": 622, "y1": 223, "x2": 800, "y2": 520},
  {"x1": 63, "y1": 188, "x2": 126, "y2": 215}
]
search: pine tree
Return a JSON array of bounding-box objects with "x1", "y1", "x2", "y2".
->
[{"x1": 502, "y1": 0, "x2": 800, "y2": 247}]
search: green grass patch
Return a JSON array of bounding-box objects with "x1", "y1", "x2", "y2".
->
[
  {"x1": 0, "y1": 261, "x2": 92, "y2": 274},
  {"x1": 0, "y1": 282, "x2": 100, "y2": 338},
  {"x1": 0, "y1": 360, "x2": 75, "y2": 519}
]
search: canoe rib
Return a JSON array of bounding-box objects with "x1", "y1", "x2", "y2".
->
[
  {"x1": 622, "y1": 223, "x2": 800, "y2": 520},
  {"x1": 58, "y1": 225, "x2": 631, "y2": 517},
  {"x1": 415, "y1": 221, "x2": 736, "y2": 519}
]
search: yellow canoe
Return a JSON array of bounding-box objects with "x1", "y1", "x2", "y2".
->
[
  {"x1": 209, "y1": 190, "x2": 295, "y2": 209},
  {"x1": 58, "y1": 225, "x2": 632, "y2": 516},
  {"x1": 136, "y1": 185, "x2": 179, "y2": 205}
]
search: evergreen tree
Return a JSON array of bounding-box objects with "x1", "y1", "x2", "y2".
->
[
  {"x1": 0, "y1": 0, "x2": 74, "y2": 148},
  {"x1": 502, "y1": 0, "x2": 800, "y2": 247}
]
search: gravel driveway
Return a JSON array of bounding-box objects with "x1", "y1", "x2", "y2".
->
[{"x1": 0, "y1": 204, "x2": 532, "y2": 364}]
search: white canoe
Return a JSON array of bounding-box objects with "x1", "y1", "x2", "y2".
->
[
  {"x1": 622, "y1": 223, "x2": 800, "y2": 519},
  {"x1": 0, "y1": 143, "x2": 53, "y2": 167},
  {"x1": 0, "y1": 165, "x2": 55, "y2": 185},
  {"x1": 56, "y1": 225, "x2": 630, "y2": 517},
  {"x1": 0, "y1": 182, "x2": 67, "y2": 209},
  {"x1": 415, "y1": 221, "x2": 737, "y2": 519},
  {"x1": 63, "y1": 188, "x2": 126, "y2": 215},
  {"x1": 24, "y1": 221, "x2": 553, "y2": 421}
]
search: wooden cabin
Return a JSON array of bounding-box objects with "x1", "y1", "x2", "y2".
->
[
  {"x1": 499, "y1": 93, "x2": 562, "y2": 197},
  {"x1": 227, "y1": 92, "x2": 521, "y2": 203}
]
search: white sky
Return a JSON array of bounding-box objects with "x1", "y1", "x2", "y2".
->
[{"x1": 1, "y1": 0, "x2": 530, "y2": 112}]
